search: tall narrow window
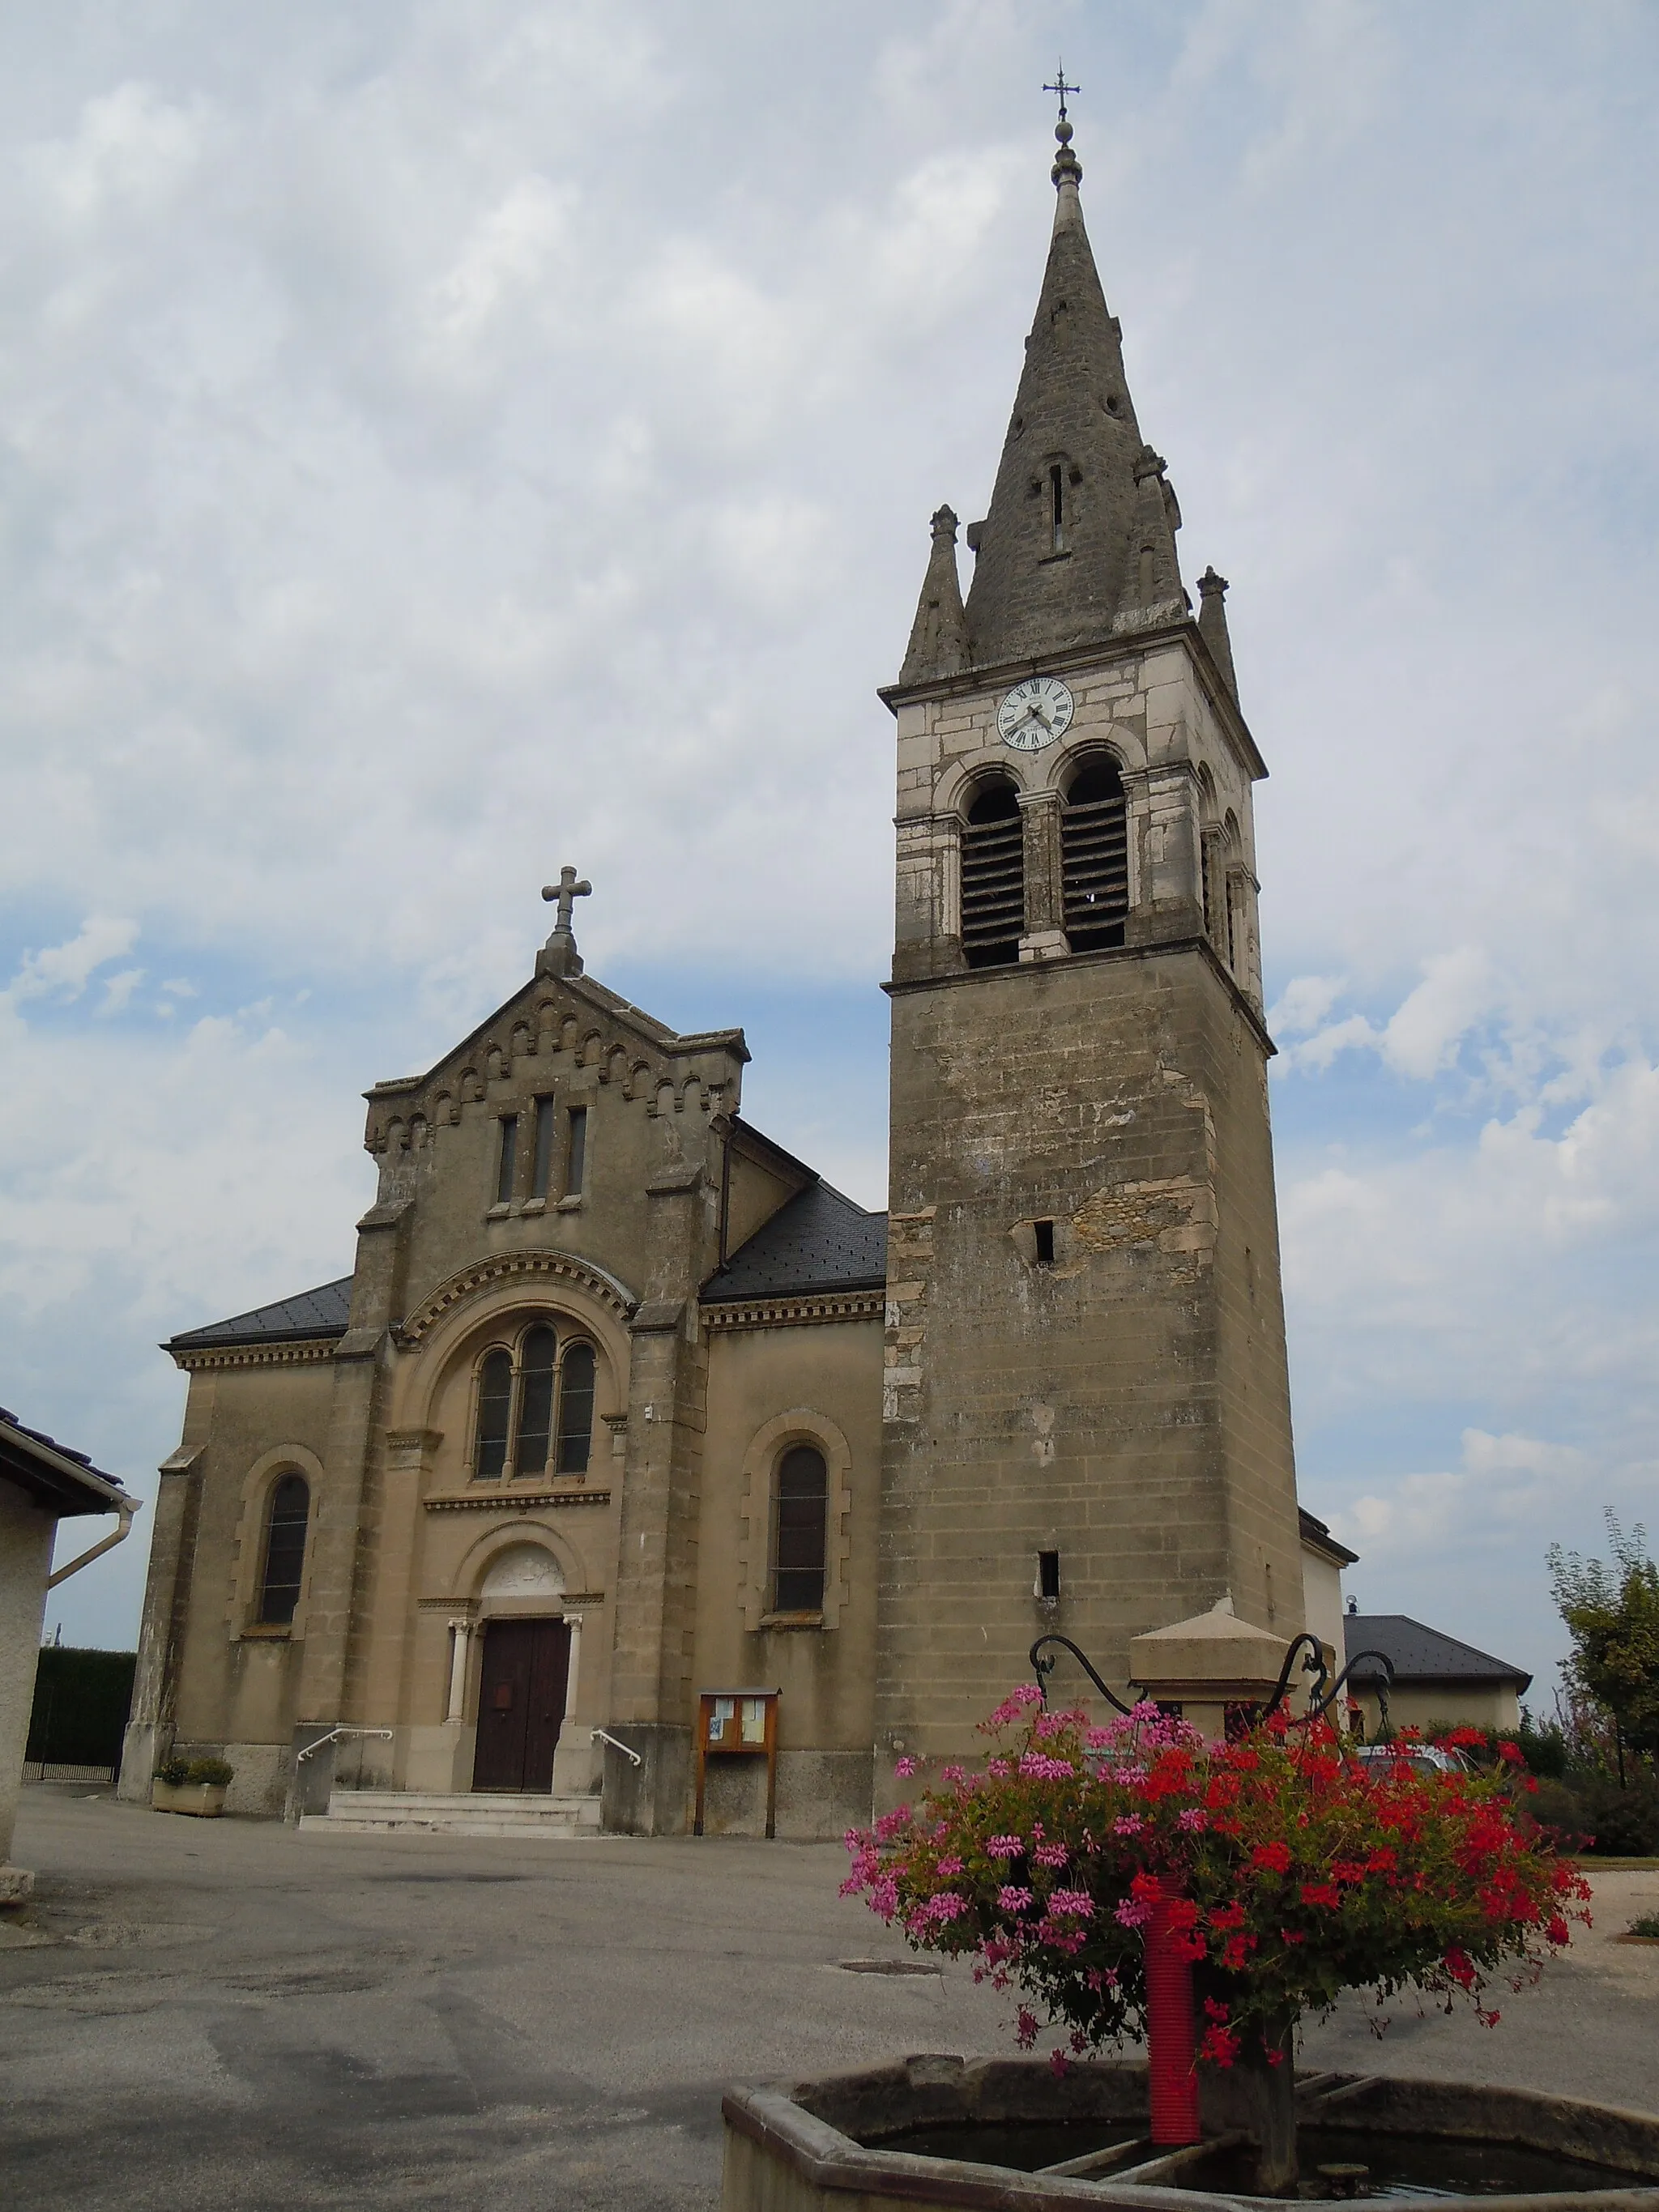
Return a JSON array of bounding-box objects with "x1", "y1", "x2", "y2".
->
[
  {"x1": 531, "y1": 1097, "x2": 557, "y2": 1199},
  {"x1": 258, "y1": 1474, "x2": 309, "y2": 1626},
  {"x1": 960, "y1": 780, "x2": 1024, "y2": 969},
  {"x1": 556, "y1": 1341, "x2": 596, "y2": 1474},
  {"x1": 495, "y1": 1115, "x2": 518, "y2": 1206},
  {"x1": 774, "y1": 1444, "x2": 828, "y2": 1613},
  {"x1": 514, "y1": 1326, "x2": 557, "y2": 1476},
  {"x1": 565, "y1": 1106, "x2": 587, "y2": 1196},
  {"x1": 474, "y1": 1349, "x2": 514, "y2": 1479},
  {"x1": 1049, "y1": 462, "x2": 1064, "y2": 552},
  {"x1": 1061, "y1": 759, "x2": 1129, "y2": 951},
  {"x1": 1201, "y1": 829, "x2": 1221, "y2": 942}
]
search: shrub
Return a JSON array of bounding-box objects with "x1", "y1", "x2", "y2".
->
[
  {"x1": 844, "y1": 1692, "x2": 1589, "y2": 2067},
  {"x1": 1630, "y1": 1912, "x2": 1659, "y2": 1938},
  {"x1": 1573, "y1": 1773, "x2": 1659, "y2": 1856},
  {"x1": 155, "y1": 1755, "x2": 234, "y2": 1790}
]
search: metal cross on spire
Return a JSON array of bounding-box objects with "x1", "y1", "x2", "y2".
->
[
  {"x1": 1043, "y1": 63, "x2": 1080, "y2": 121},
  {"x1": 542, "y1": 865, "x2": 591, "y2": 934}
]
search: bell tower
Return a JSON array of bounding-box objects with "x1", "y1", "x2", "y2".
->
[{"x1": 874, "y1": 104, "x2": 1304, "y2": 1771}]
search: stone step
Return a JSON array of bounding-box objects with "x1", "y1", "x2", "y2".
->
[{"x1": 301, "y1": 1788, "x2": 603, "y2": 1838}]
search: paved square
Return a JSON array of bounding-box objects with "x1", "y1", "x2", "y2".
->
[{"x1": 2, "y1": 1787, "x2": 1656, "y2": 2210}]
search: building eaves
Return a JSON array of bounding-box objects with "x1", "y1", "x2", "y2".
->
[
  {"x1": 1299, "y1": 1506, "x2": 1359, "y2": 1567},
  {"x1": 0, "y1": 1408, "x2": 133, "y2": 1519},
  {"x1": 165, "y1": 1276, "x2": 354, "y2": 1353},
  {"x1": 1344, "y1": 1613, "x2": 1532, "y2": 1692}
]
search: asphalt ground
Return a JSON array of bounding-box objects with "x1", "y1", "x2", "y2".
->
[{"x1": 2, "y1": 1784, "x2": 1656, "y2": 2210}]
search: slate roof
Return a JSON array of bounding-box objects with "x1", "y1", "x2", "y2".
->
[
  {"x1": 1344, "y1": 1614, "x2": 1532, "y2": 1693},
  {"x1": 702, "y1": 1183, "x2": 888, "y2": 1304},
  {"x1": 166, "y1": 1276, "x2": 354, "y2": 1353},
  {"x1": 0, "y1": 1406, "x2": 132, "y2": 1517}
]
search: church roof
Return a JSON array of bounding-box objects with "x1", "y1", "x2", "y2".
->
[
  {"x1": 702, "y1": 1182, "x2": 887, "y2": 1303},
  {"x1": 166, "y1": 1276, "x2": 354, "y2": 1352},
  {"x1": 1344, "y1": 1614, "x2": 1532, "y2": 1693}
]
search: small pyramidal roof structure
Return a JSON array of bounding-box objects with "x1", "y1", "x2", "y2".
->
[{"x1": 899, "y1": 99, "x2": 1236, "y2": 693}]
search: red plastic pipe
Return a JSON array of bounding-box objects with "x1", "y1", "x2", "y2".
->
[{"x1": 1144, "y1": 1877, "x2": 1201, "y2": 2146}]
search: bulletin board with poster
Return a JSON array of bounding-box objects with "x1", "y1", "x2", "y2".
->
[{"x1": 693, "y1": 1687, "x2": 780, "y2": 1839}]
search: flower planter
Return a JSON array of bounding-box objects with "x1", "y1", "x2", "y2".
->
[{"x1": 151, "y1": 1781, "x2": 227, "y2": 1818}]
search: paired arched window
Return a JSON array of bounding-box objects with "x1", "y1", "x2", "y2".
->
[
  {"x1": 1061, "y1": 757, "x2": 1128, "y2": 951},
  {"x1": 473, "y1": 1325, "x2": 598, "y2": 1481},
  {"x1": 960, "y1": 778, "x2": 1024, "y2": 968},
  {"x1": 773, "y1": 1444, "x2": 828, "y2": 1613},
  {"x1": 258, "y1": 1473, "x2": 309, "y2": 1625}
]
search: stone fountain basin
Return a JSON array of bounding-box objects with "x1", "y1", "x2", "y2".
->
[{"x1": 721, "y1": 2055, "x2": 1659, "y2": 2209}]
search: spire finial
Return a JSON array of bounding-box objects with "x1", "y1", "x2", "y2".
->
[{"x1": 1044, "y1": 63, "x2": 1082, "y2": 190}]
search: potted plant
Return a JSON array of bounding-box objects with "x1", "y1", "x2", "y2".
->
[
  {"x1": 843, "y1": 1690, "x2": 1590, "y2": 2191},
  {"x1": 151, "y1": 1755, "x2": 234, "y2": 1817}
]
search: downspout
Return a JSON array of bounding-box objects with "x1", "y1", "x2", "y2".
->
[
  {"x1": 717, "y1": 1117, "x2": 734, "y2": 1269},
  {"x1": 48, "y1": 1496, "x2": 140, "y2": 1588}
]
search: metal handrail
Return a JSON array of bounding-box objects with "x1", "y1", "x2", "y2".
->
[
  {"x1": 591, "y1": 1727, "x2": 642, "y2": 1768},
  {"x1": 296, "y1": 1727, "x2": 394, "y2": 1764}
]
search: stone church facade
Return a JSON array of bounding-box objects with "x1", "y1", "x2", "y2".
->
[{"x1": 119, "y1": 116, "x2": 1339, "y2": 1835}]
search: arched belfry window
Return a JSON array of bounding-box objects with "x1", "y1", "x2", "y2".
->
[
  {"x1": 960, "y1": 779, "x2": 1024, "y2": 969},
  {"x1": 774, "y1": 1445, "x2": 828, "y2": 1613},
  {"x1": 258, "y1": 1473, "x2": 309, "y2": 1626},
  {"x1": 1061, "y1": 757, "x2": 1129, "y2": 952},
  {"x1": 472, "y1": 1327, "x2": 599, "y2": 1481}
]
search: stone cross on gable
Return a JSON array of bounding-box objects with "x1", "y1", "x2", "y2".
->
[
  {"x1": 543, "y1": 866, "x2": 592, "y2": 933},
  {"x1": 536, "y1": 867, "x2": 591, "y2": 980}
]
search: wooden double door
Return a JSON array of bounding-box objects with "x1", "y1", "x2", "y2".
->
[{"x1": 471, "y1": 1618, "x2": 570, "y2": 1793}]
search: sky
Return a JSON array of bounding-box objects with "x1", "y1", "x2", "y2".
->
[{"x1": 3, "y1": 1, "x2": 1656, "y2": 1703}]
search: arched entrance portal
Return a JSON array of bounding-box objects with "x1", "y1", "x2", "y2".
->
[{"x1": 471, "y1": 1544, "x2": 570, "y2": 1794}]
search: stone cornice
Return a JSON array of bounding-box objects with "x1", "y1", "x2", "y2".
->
[
  {"x1": 423, "y1": 1486, "x2": 612, "y2": 1513},
  {"x1": 702, "y1": 1290, "x2": 885, "y2": 1332},
  {"x1": 395, "y1": 1250, "x2": 638, "y2": 1346},
  {"x1": 882, "y1": 935, "x2": 1276, "y2": 1060},
  {"x1": 170, "y1": 1338, "x2": 339, "y2": 1374}
]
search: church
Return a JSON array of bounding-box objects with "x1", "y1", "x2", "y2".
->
[{"x1": 118, "y1": 109, "x2": 1354, "y2": 1836}]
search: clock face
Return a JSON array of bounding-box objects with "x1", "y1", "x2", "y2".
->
[{"x1": 997, "y1": 675, "x2": 1074, "y2": 752}]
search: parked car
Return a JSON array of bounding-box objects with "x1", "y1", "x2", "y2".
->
[{"x1": 1350, "y1": 1741, "x2": 1474, "y2": 1778}]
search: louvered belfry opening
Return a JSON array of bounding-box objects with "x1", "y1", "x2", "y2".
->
[
  {"x1": 1062, "y1": 757, "x2": 1129, "y2": 950},
  {"x1": 960, "y1": 779, "x2": 1025, "y2": 967}
]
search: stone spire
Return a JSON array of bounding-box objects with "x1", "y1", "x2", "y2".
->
[
  {"x1": 1196, "y1": 565, "x2": 1238, "y2": 698},
  {"x1": 961, "y1": 108, "x2": 1184, "y2": 669},
  {"x1": 898, "y1": 505, "x2": 971, "y2": 684}
]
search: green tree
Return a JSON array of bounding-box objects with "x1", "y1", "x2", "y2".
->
[{"x1": 1547, "y1": 1512, "x2": 1659, "y2": 1767}]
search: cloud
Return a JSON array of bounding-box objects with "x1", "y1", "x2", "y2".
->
[{"x1": 4, "y1": 918, "x2": 139, "y2": 1005}]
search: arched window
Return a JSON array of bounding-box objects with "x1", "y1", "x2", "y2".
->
[
  {"x1": 1061, "y1": 757, "x2": 1128, "y2": 951},
  {"x1": 474, "y1": 1349, "x2": 514, "y2": 1480},
  {"x1": 773, "y1": 1444, "x2": 828, "y2": 1613},
  {"x1": 513, "y1": 1326, "x2": 557, "y2": 1476},
  {"x1": 258, "y1": 1473, "x2": 309, "y2": 1626},
  {"x1": 556, "y1": 1341, "x2": 596, "y2": 1474},
  {"x1": 960, "y1": 779, "x2": 1024, "y2": 969}
]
